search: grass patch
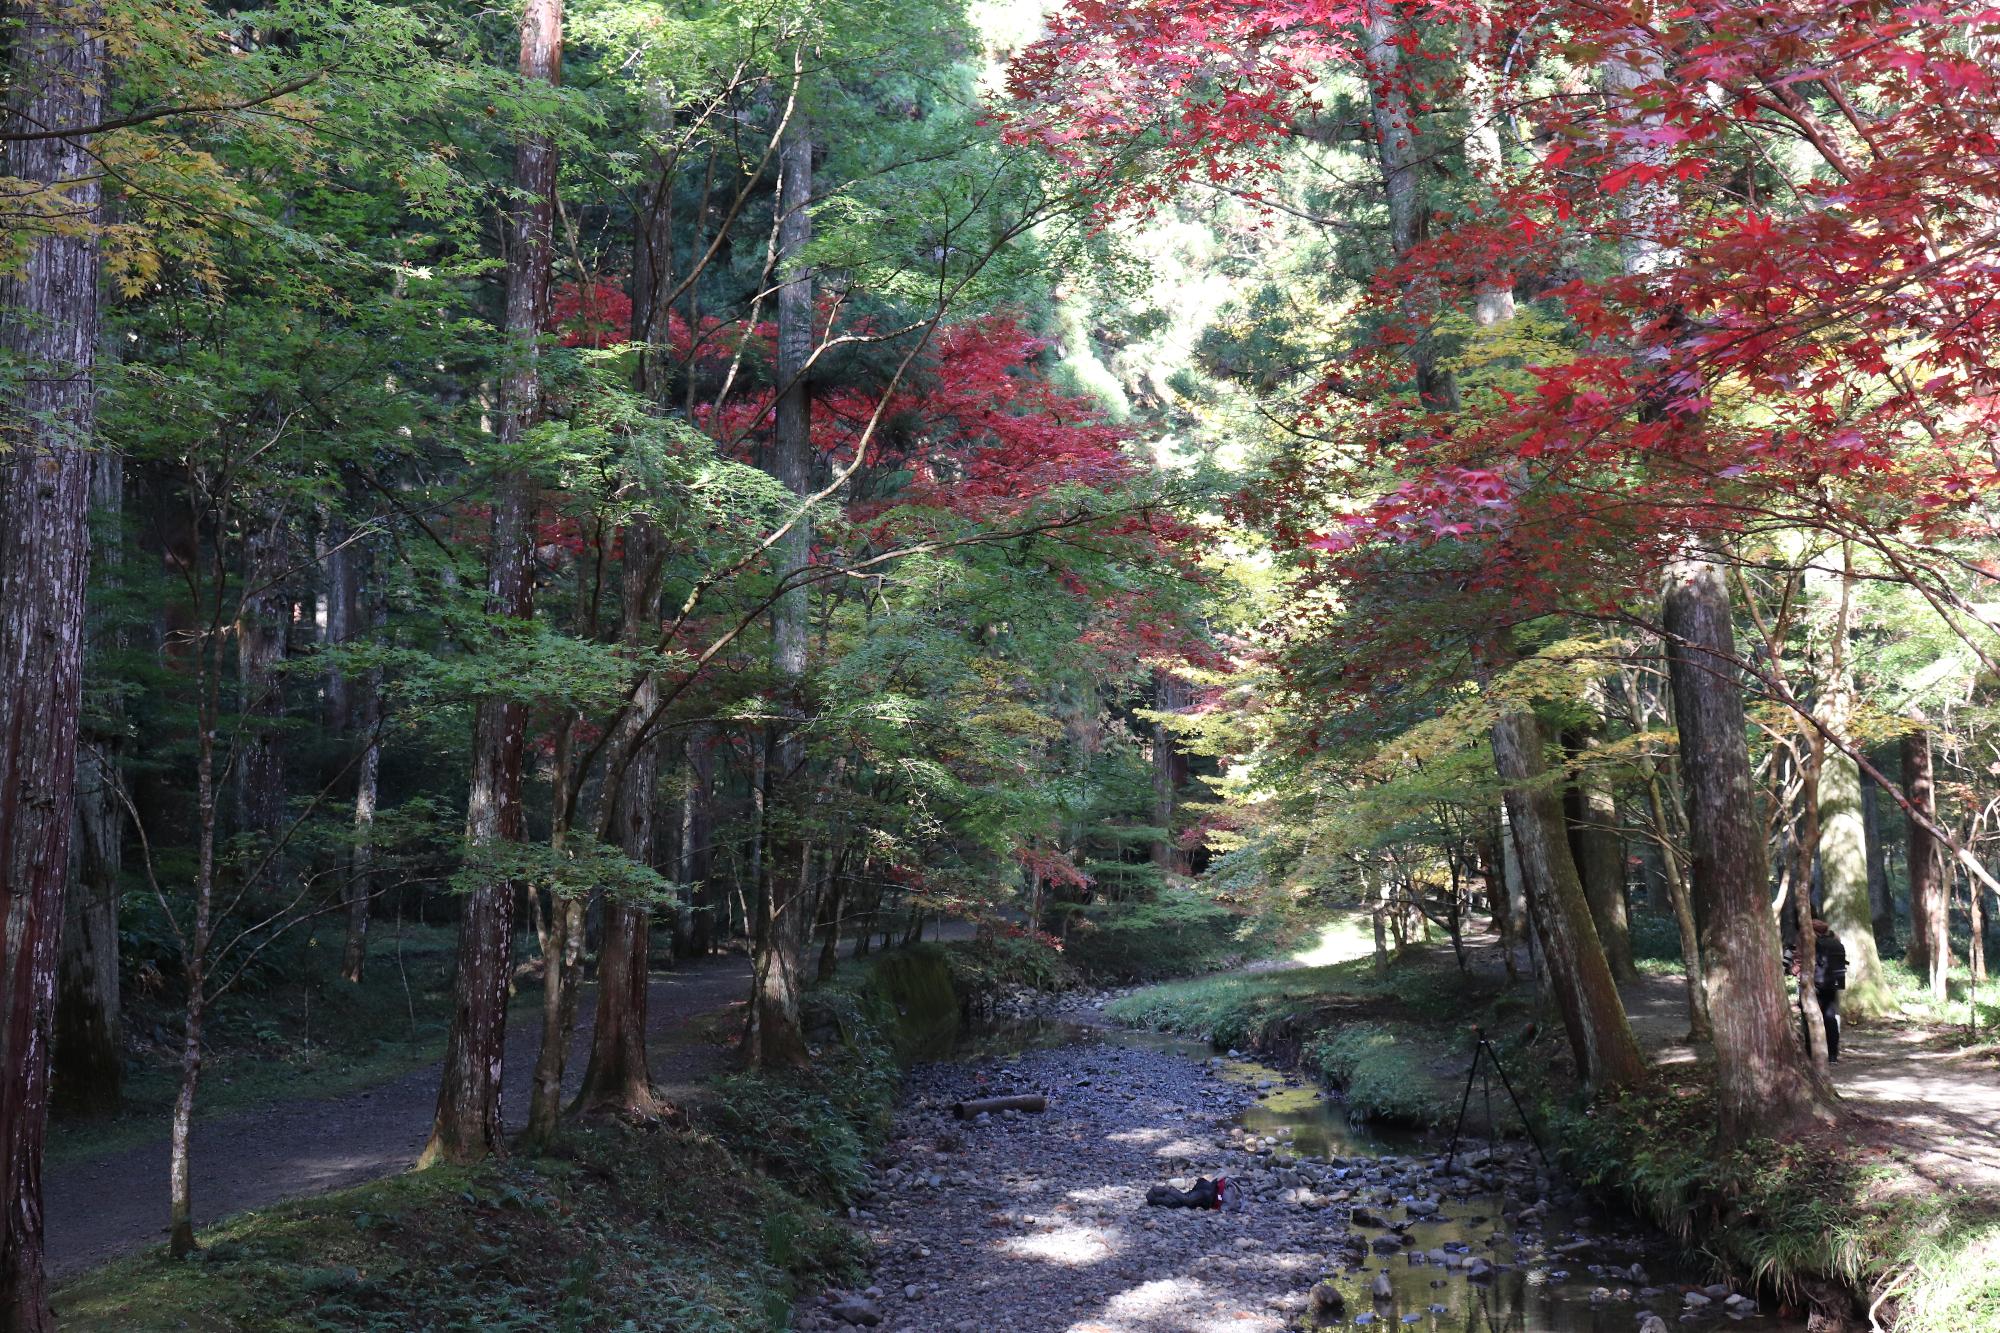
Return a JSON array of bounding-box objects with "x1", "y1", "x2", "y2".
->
[
  {"x1": 1107, "y1": 949, "x2": 1510, "y2": 1126},
  {"x1": 1890, "y1": 1218, "x2": 2000, "y2": 1333},
  {"x1": 52, "y1": 1121, "x2": 862, "y2": 1332},
  {"x1": 1876, "y1": 957, "x2": 2000, "y2": 1037},
  {"x1": 1105, "y1": 950, "x2": 1499, "y2": 1047},
  {"x1": 1302, "y1": 1022, "x2": 1456, "y2": 1126}
]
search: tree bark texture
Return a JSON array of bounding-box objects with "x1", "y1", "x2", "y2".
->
[
  {"x1": 1902, "y1": 727, "x2": 1948, "y2": 1000},
  {"x1": 56, "y1": 447, "x2": 123, "y2": 1115},
  {"x1": 744, "y1": 122, "x2": 814, "y2": 1069},
  {"x1": 1489, "y1": 703, "x2": 1646, "y2": 1091},
  {"x1": 1563, "y1": 729, "x2": 1637, "y2": 983},
  {"x1": 1661, "y1": 557, "x2": 1831, "y2": 1137},
  {"x1": 1360, "y1": 5, "x2": 1456, "y2": 411},
  {"x1": 1810, "y1": 555, "x2": 1889, "y2": 1015},
  {"x1": 421, "y1": 0, "x2": 560, "y2": 1167},
  {"x1": 0, "y1": 6, "x2": 102, "y2": 1320},
  {"x1": 576, "y1": 519, "x2": 663, "y2": 1117},
  {"x1": 1860, "y1": 772, "x2": 1894, "y2": 948},
  {"x1": 681, "y1": 724, "x2": 715, "y2": 955},
  {"x1": 340, "y1": 567, "x2": 384, "y2": 984}
]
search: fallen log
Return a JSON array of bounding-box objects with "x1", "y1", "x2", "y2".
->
[{"x1": 952, "y1": 1094, "x2": 1048, "y2": 1119}]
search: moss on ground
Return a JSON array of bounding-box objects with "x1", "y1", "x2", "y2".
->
[{"x1": 54, "y1": 1121, "x2": 863, "y2": 1332}]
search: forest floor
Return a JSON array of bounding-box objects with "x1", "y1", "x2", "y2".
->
[
  {"x1": 46, "y1": 919, "x2": 973, "y2": 1278},
  {"x1": 44, "y1": 954, "x2": 747, "y2": 1276},
  {"x1": 1617, "y1": 967, "x2": 2000, "y2": 1201}
]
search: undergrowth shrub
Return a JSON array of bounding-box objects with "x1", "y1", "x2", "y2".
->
[
  {"x1": 1061, "y1": 887, "x2": 1258, "y2": 982},
  {"x1": 1547, "y1": 1074, "x2": 1921, "y2": 1301},
  {"x1": 945, "y1": 931, "x2": 1079, "y2": 1001},
  {"x1": 1628, "y1": 912, "x2": 1685, "y2": 963},
  {"x1": 708, "y1": 985, "x2": 900, "y2": 1206}
]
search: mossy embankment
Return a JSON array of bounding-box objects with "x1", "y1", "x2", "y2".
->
[
  {"x1": 53, "y1": 946, "x2": 966, "y2": 1332},
  {"x1": 1108, "y1": 946, "x2": 1999, "y2": 1330},
  {"x1": 1105, "y1": 947, "x2": 1521, "y2": 1129}
]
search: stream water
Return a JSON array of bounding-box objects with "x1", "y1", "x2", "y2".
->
[{"x1": 958, "y1": 1017, "x2": 1812, "y2": 1333}]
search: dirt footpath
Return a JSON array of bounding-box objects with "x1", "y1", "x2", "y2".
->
[{"x1": 43, "y1": 956, "x2": 753, "y2": 1277}]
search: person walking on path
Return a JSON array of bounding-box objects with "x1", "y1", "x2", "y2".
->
[{"x1": 1789, "y1": 918, "x2": 1848, "y2": 1063}]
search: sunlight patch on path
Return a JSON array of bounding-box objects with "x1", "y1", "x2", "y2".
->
[{"x1": 1004, "y1": 1223, "x2": 1124, "y2": 1265}]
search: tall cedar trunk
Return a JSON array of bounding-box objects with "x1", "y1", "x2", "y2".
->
[
  {"x1": 1361, "y1": 5, "x2": 1456, "y2": 410},
  {"x1": 1903, "y1": 727, "x2": 1948, "y2": 999},
  {"x1": 1971, "y1": 879, "x2": 1987, "y2": 983},
  {"x1": 682, "y1": 724, "x2": 715, "y2": 955},
  {"x1": 573, "y1": 118, "x2": 676, "y2": 1115},
  {"x1": 420, "y1": 0, "x2": 560, "y2": 1167},
  {"x1": 343, "y1": 693, "x2": 381, "y2": 984},
  {"x1": 234, "y1": 511, "x2": 288, "y2": 835},
  {"x1": 1811, "y1": 553, "x2": 1889, "y2": 1014},
  {"x1": 340, "y1": 557, "x2": 383, "y2": 983},
  {"x1": 1642, "y1": 768, "x2": 1711, "y2": 1041},
  {"x1": 1150, "y1": 670, "x2": 1192, "y2": 873},
  {"x1": 745, "y1": 122, "x2": 814, "y2": 1068},
  {"x1": 1489, "y1": 702, "x2": 1646, "y2": 1091},
  {"x1": 1861, "y1": 773, "x2": 1895, "y2": 947},
  {"x1": 0, "y1": 5, "x2": 101, "y2": 1319},
  {"x1": 815, "y1": 859, "x2": 844, "y2": 984},
  {"x1": 1661, "y1": 558, "x2": 1830, "y2": 1136},
  {"x1": 1563, "y1": 728, "x2": 1637, "y2": 983},
  {"x1": 56, "y1": 447, "x2": 123, "y2": 1115},
  {"x1": 575, "y1": 520, "x2": 663, "y2": 1117},
  {"x1": 1604, "y1": 32, "x2": 1825, "y2": 1123}
]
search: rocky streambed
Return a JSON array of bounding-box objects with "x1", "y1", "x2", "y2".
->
[{"x1": 797, "y1": 1012, "x2": 1810, "y2": 1333}]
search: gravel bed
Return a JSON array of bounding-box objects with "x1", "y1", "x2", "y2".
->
[{"x1": 797, "y1": 1018, "x2": 1799, "y2": 1333}]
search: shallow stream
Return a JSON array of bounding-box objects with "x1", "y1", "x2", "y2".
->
[{"x1": 961, "y1": 1017, "x2": 1811, "y2": 1333}]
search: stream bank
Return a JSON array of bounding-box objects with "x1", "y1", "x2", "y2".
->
[{"x1": 799, "y1": 1007, "x2": 1809, "y2": 1333}]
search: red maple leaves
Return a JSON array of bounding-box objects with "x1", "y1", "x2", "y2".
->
[{"x1": 1014, "y1": 0, "x2": 2000, "y2": 697}]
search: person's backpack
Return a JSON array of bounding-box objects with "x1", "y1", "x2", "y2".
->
[{"x1": 1146, "y1": 1177, "x2": 1235, "y2": 1210}]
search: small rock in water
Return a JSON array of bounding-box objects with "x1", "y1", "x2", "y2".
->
[
  {"x1": 1683, "y1": 1290, "x2": 1712, "y2": 1308},
  {"x1": 1310, "y1": 1281, "x2": 1345, "y2": 1315},
  {"x1": 1637, "y1": 1316, "x2": 1670, "y2": 1333}
]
